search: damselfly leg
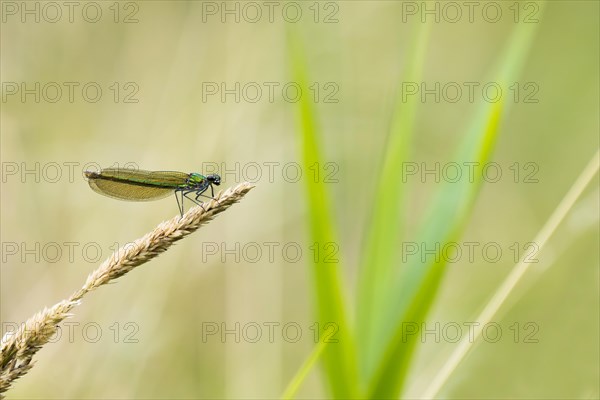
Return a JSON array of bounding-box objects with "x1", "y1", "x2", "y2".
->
[
  {"x1": 174, "y1": 190, "x2": 185, "y2": 217},
  {"x1": 179, "y1": 186, "x2": 216, "y2": 215}
]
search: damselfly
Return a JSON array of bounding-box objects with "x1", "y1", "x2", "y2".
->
[{"x1": 84, "y1": 168, "x2": 221, "y2": 217}]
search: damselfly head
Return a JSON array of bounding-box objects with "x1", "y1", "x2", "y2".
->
[{"x1": 207, "y1": 174, "x2": 221, "y2": 186}]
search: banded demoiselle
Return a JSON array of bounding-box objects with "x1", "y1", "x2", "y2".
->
[{"x1": 84, "y1": 168, "x2": 221, "y2": 217}]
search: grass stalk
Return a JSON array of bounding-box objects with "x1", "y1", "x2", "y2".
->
[{"x1": 0, "y1": 182, "x2": 255, "y2": 396}]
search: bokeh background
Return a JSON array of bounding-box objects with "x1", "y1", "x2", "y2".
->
[{"x1": 1, "y1": 1, "x2": 598, "y2": 399}]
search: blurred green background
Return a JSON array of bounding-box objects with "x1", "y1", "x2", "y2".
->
[{"x1": 1, "y1": 1, "x2": 598, "y2": 399}]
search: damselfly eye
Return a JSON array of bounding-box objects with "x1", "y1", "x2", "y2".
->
[{"x1": 207, "y1": 174, "x2": 221, "y2": 185}]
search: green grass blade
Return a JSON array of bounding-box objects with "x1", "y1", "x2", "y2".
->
[
  {"x1": 368, "y1": 100, "x2": 504, "y2": 398},
  {"x1": 356, "y1": 21, "x2": 431, "y2": 383},
  {"x1": 286, "y1": 29, "x2": 359, "y2": 398},
  {"x1": 281, "y1": 340, "x2": 329, "y2": 400},
  {"x1": 367, "y1": 5, "x2": 546, "y2": 397}
]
